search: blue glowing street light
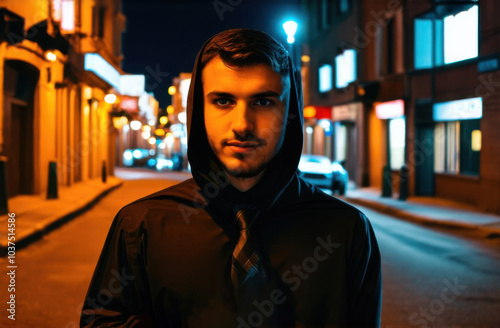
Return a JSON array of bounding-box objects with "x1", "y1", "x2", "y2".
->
[
  {"x1": 282, "y1": 20, "x2": 298, "y2": 44},
  {"x1": 283, "y1": 20, "x2": 299, "y2": 68}
]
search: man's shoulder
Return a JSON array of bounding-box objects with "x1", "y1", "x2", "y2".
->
[
  {"x1": 292, "y1": 177, "x2": 361, "y2": 212},
  {"x1": 283, "y1": 177, "x2": 369, "y2": 225},
  {"x1": 118, "y1": 178, "x2": 203, "y2": 216}
]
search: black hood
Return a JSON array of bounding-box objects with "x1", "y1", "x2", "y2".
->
[{"x1": 186, "y1": 29, "x2": 303, "y2": 213}]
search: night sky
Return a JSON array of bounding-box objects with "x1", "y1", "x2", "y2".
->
[{"x1": 121, "y1": 0, "x2": 302, "y2": 108}]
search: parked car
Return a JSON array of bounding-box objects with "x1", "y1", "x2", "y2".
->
[
  {"x1": 297, "y1": 154, "x2": 348, "y2": 195},
  {"x1": 156, "y1": 153, "x2": 185, "y2": 171},
  {"x1": 123, "y1": 148, "x2": 156, "y2": 168}
]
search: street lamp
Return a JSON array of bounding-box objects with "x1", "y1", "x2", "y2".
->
[
  {"x1": 282, "y1": 20, "x2": 298, "y2": 44},
  {"x1": 283, "y1": 20, "x2": 299, "y2": 69}
]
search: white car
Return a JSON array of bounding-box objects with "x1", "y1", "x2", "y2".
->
[{"x1": 297, "y1": 154, "x2": 348, "y2": 195}]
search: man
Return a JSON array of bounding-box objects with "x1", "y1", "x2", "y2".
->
[{"x1": 81, "y1": 29, "x2": 382, "y2": 327}]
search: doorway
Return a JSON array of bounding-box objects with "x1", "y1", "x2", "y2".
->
[
  {"x1": 415, "y1": 124, "x2": 435, "y2": 196},
  {"x1": 5, "y1": 102, "x2": 34, "y2": 197},
  {"x1": 3, "y1": 60, "x2": 39, "y2": 197}
]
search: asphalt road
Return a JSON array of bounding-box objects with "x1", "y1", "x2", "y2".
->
[{"x1": 1, "y1": 168, "x2": 499, "y2": 327}]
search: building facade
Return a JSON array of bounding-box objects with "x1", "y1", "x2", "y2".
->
[
  {"x1": 304, "y1": 0, "x2": 500, "y2": 214},
  {"x1": 0, "y1": 0, "x2": 126, "y2": 204},
  {"x1": 407, "y1": 0, "x2": 499, "y2": 213}
]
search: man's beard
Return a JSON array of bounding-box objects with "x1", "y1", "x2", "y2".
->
[
  {"x1": 218, "y1": 131, "x2": 272, "y2": 178},
  {"x1": 222, "y1": 155, "x2": 271, "y2": 179}
]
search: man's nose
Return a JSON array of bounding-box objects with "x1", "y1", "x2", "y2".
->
[{"x1": 231, "y1": 102, "x2": 254, "y2": 134}]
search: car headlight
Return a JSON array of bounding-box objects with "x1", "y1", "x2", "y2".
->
[
  {"x1": 123, "y1": 150, "x2": 133, "y2": 161},
  {"x1": 133, "y1": 149, "x2": 143, "y2": 159}
]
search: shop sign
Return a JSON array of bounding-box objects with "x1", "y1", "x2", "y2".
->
[
  {"x1": 120, "y1": 96, "x2": 139, "y2": 113},
  {"x1": 478, "y1": 58, "x2": 499, "y2": 73},
  {"x1": 433, "y1": 97, "x2": 482, "y2": 121},
  {"x1": 120, "y1": 75, "x2": 145, "y2": 96},
  {"x1": 375, "y1": 99, "x2": 404, "y2": 119},
  {"x1": 332, "y1": 102, "x2": 361, "y2": 121},
  {"x1": 84, "y1": 53, "x2": 121, "y2": 90}
]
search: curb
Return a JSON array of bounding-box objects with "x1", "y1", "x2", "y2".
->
[
  {"x1": 1, "y1": 181, "x2": 123, "y2": 255},
  {"x1": 341, "y1": 196, "x2": 500, "y2": 235}
]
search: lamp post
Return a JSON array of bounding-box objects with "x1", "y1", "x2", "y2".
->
[{"x1": 283, "y1": 20, "x2": 298, "y2": 68}]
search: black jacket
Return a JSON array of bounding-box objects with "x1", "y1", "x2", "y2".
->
[{"x1": 81, "y1": 30, "x2": 382, "y2": 327}]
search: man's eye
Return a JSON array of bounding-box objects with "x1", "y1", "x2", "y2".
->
[
  {"x1": 253, "y1": 99, "x2": 273, "y2": 106},
  {"x1": 213, "y1": 98, "x2": 234, "y2": 107}
]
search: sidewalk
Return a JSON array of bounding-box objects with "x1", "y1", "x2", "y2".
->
[
  {"x1": 341, "y1": 187, "x2": 500, "y2": 236},
  {"x1": 0, "y1": 176, "x2": 122, "y2": 253}
]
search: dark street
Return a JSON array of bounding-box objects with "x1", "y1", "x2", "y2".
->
[
  {"x1": 1, "y1": 1, "x2": 500, "y2": 326},
  {"x1": 1, "y1": 169, "x2": 499, "y2": 327}
]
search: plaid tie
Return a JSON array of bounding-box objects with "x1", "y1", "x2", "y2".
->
[{"x1": 231, "y1": 205, "x2": 265, "y2": 298}]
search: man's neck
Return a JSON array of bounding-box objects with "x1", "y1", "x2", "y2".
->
[{"x1": 228, "y1": 171, "x2": 265, "y2": 192}]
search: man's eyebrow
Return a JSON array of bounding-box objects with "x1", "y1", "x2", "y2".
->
[
  {"x1": 250, "y1": 91, "x2": 282, "y2": 99},
  {"x1": 206, "y1": 90, "x2": 282, "y2": 98},
  {"x1": 206, "y1": 91, "x2": 235, "y2": 98}
]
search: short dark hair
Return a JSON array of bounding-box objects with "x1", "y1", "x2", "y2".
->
[{"x1": 200, "y1": 28, "x2": 289, "y2": 77}]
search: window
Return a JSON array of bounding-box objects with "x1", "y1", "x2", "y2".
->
[
  {"x1": 434, "y1": 120, "x2": 480, "y2": 175},
  {"x1": 433, "y1": 97, "x2": 481, "y2": 175},
  {"x1": 414, "y1": 4, "x2": 478, "y2": 69},
  {"x1": 335, "y1": 49, "x2": 357, "y2": 88},
  {"x1": 319, "y1": 64, "x2": 333, "y2": 93},
  {"x1": 337, "y1": 0, "x2": 349, "y2": 15},
  {"x1": 316, "y1": 0, "x2": 329, "y2": 30},
  {"x1": 92, "y1": 6, "x2": 106, "y2": 38},
  {"x1": 376, "y1": 8, "x2": 404, "y2": 76},
  {"x1": 61, "y1": 0, "x2": 75, "y2": 33},
  {"x1": 334, "y1": 122, "x2": 347, "y2": 162},
  {"x1": 443, "y1": 6, "x2": 478, "y2": 64},
  {"x1": 389, "y1": 117, "x2": 406, "y2": 170}
]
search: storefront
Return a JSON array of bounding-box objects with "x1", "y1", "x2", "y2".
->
[
  {"x1": 302, "y1": 106, "x2": 332, "y2": 157},
  {"x1": 414, "y1": 96, "x2": 482, "y2": 201},
  {"x1": 368, "y1": 99, "x2": 406, "y2": 189},
  {"x1": 331, "y1": 102, "x2": 364, "y2": 186}
]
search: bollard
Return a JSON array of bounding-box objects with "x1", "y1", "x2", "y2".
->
[
  {"x1": 0, "y1": 157, "x2": 8, "y2": 214},
  {"x1": 382, "y1": 164, "x2": 392, "y2": 197},
  {"x1": 399, "y1": 165, "x2": 409, "y2": 201},
  {"x1": 102, "y1": 160, "x2": 107, "y2": 183},
  {"x1": 47, "y1": 161, "x2": 58, "y2": 199}
]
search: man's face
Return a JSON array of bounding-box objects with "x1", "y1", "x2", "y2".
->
[{"x1": 203, "y1": 56, "x2": 289, "y2": 179}]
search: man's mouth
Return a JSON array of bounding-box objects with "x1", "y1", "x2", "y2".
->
[{"x1": 225, "y1": 141, "x2": 261, "y2": 153}]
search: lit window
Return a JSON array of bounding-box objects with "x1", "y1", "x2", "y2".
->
[
  {"x1": 319, "y1": 64, "x2": 333, "y2": 93},
  {"x1": 444, "y1": 6, "x2": 478, "y2": 64},
  {"x1": 434, "y1": 119, "x2": 480, "y2": 176},
  {"x1": 389, "y1": 117, "x2": 406, "y2": 170},
  {"x1": 414, "y1": 5, "x2": 478, "y2": 69},
  {"x1": 338, "y1": 0, "x2": 349, "y2": 14},
  {"x1": 52, "y1": 0, "x2": 62, "y2": 22},
  {"x1": 414, "y1": 19, "x2": 433, "y2": 69},
  {"x1": 335, "y1": 49, "x2": 357, "y2": 89},
  {"x1": 334, "y1": 122, "x2": 347, "y2": 162},
  {"x1": 433, "y1": 97, "x2": 481, "y2": 176},
  {"x1": 61, "y1": 0, "x2": 75, "y2": 33}
]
